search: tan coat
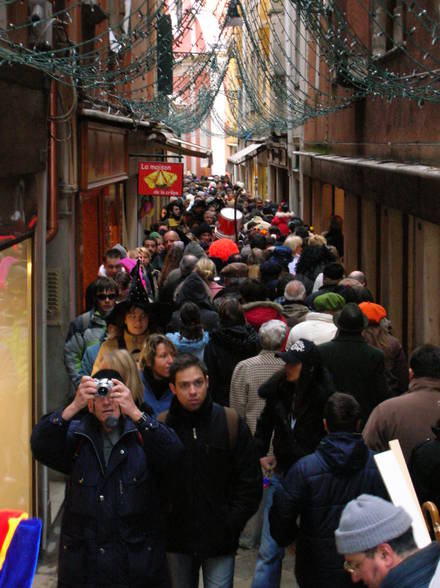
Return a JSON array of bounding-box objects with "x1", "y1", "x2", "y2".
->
[{"x1": 92, "y1": 331, "x2": 148, "y2": 373}]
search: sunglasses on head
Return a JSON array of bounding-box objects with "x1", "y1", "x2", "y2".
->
[{"x1": 96, "y1": 293, "x2": 117, "y2": 301}]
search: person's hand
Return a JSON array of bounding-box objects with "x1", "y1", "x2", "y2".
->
[
  {"x1": 287, "y1": 543, "x2": 296, "y2": 556},
  {"x1": 109, "y1": 379, "x2": 142, "y2": 422},
  {"x1": 62, "y1": 376, "x2": 97, "y2": 421},
  {"x1": 260, "y1": 455, "x2": 277, "y2": 474}
]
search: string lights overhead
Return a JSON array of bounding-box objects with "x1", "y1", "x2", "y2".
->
[{"x1": 0, "y1": 0, "x2": 439, "y2": 136}]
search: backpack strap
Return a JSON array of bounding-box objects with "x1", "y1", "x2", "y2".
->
[{"x1": 224, "y1": 406, "x2": 239, "y2": 451}]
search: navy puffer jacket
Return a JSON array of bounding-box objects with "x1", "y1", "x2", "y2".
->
[
  {"x1": 269, "y1": 433, "x2": 388, "y2": 588},
  {"x1": 31, "y1": 411, "x2": 183, "y2": 587}
]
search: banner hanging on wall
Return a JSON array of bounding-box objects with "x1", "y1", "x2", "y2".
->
[{"x1": 138, "y1": 162, "x2": 184, "y2": 197}]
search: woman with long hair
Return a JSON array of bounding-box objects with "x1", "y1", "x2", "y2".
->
[
  {"x1": 158, "y1": 244, "x2": 184, "y2": 290},
  {"x1": 360, "y1": 302, "x2": 408, "y2": 395},
  {"x1": 94, "y1": 348, "x2": 144, "y2": 407},
  {"x1": 166, "y1": 302, "x2": 209, "y2": 360},
  {"x1": 139, "y1": 334, "x2": 177, "y2": 415}
]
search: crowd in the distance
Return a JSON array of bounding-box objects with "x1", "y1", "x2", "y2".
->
[{"x1": 31, "y1": 170, "x2": 440, "y2": 588}]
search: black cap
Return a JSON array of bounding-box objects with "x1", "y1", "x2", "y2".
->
[{"x1": 276, "y1": 339, "x2": 316, "y2": 364}]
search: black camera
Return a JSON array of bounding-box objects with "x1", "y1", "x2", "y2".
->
[{"x1": 94, "y1": 378, "x2": 113, "y2": 397}]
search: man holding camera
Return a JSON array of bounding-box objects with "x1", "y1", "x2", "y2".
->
[{"x1": 31, "y1": 370, "x2": 183, "y2": 587}]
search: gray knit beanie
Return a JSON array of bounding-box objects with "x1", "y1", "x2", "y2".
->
[{"x1": 335, "y1": 494, "x2": 412, "y2": 554}]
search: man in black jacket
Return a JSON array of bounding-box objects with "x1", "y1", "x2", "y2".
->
[
  {"x1": 318, "y1": 302, "x2": 391, "y2": 424},
  {"x1": 252, "y1": 339, "x2": 334, "y2": 588},
  {"x1": 31, "y1": 369, "x2": 183, "y2": 587},
  {"x1": 163, "y1": 354, "x2": 262, "y2": 588}
]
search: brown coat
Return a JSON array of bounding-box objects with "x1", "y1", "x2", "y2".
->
[{"x1": 363, "y1": 377, "x2": 440, "y2": 462}]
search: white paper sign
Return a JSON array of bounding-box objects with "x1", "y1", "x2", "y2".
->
[{"x1": 374, "y1": 449, "x2": 431, "y2": 548}]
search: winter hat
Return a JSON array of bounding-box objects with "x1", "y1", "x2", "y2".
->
[
  {"x1": 334, "y1": 302, "x2": 368, "y2": 332},
  {"x1": 208, "y1": 239, "x2": 239, "y2": 263},
  {"x1": 359, "y1": 302, "x2": 387, "y2": 325},
  {"x1": 184, "y1": 241, "x2": 205, "y2": 259},
  {"x1": 273, "y1": 246, "x2": 293, "y2": 266},
  {"x1": 335, "y1": 495, "x2": 412, "y2": 554},
  {"x1": 314, "y1": 292, "x2": 346, "y2": 312},
  {"x1": 221, "y1": 262, "x2": 249, "y2": 279},
  {"x1": 176, "y1": 272, "x2": 211, "y2": 308},
  {"x1": 112, "y1": 243, "x2": 127, "y2": 258},
  {"x1": 276, "y1": 338, "x2": 316, "y2": 365}
]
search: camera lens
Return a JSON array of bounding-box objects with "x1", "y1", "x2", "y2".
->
[{"x1": 97, "y1": 386, "x2": 108, "y2": 397}]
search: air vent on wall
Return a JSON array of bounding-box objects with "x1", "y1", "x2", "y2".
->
[{"x1": 47, "y1": 269, "x2": 61, "y2": 326}]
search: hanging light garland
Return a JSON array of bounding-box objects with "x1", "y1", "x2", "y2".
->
[{"x1": 0, "y1": 0, "x2": 439, "y2": 136}]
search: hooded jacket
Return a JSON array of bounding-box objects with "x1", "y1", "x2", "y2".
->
[
  {"x1": 287, "y1": 312, "x2": 337, "y2": 347},
  {"x1": 203, "y1": 324, "x2": 261, "y2": 406},
  {"x1": 269, "y1": 433, "x2": 387, "y2": 588},
  {"x1": 280, "y1": 299, "x2": 309, "y2": 327},
  {"x1": 242, "y1": 300, "x2": 288, "y2": 331},
  {"x1": 64, "y1": 309, "x2": 108, "y2": 386},
  {"x1": 165, "y1": 331, "x2": 210, "y2": 361},
  {"x1": 167, "y1": 273, "x2": 219, "y2": 333}
]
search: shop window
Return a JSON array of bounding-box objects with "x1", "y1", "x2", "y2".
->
[
  {"x1": 0, "y1": 240, "x2": 33, "y2": 511},
  {"x1": 0, "y1": 175, "x2": 38, "y2": 251}
]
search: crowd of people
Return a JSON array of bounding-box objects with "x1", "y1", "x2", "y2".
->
[{"x1": 31, "y1": 171, "x2": 440, "y2": 588}]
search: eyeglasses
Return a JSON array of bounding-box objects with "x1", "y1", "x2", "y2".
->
[
  {"x1": 96, "y1": 293, "x2": 117, "y2": 301},
  {"x1": 343, "y1": 553, "x2": 369, "y2": 574}
]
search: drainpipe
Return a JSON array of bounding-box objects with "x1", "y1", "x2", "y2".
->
[{"x1": 46, "y1": 78, "x2": 58, "y2": 243}]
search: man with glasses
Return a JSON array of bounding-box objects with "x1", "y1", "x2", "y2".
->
[
  {"x1": 64, "y1": 277, "x2": 118, "y2": 388},
  {"x1": 335, "y1": 494, "x2": 440, "y2": 588}
]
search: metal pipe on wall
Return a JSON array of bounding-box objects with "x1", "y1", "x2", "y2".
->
[
  {"x1": 35, "y1": 168, "x2": 49, "y2": 548},
  {"x1": 47, "y1": 78, "x2": 58, "y2": 243}
]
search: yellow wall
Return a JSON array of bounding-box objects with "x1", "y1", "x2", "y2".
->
[{"x1": 0, "y1": 240, "x2": 33, "y2": 512}]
